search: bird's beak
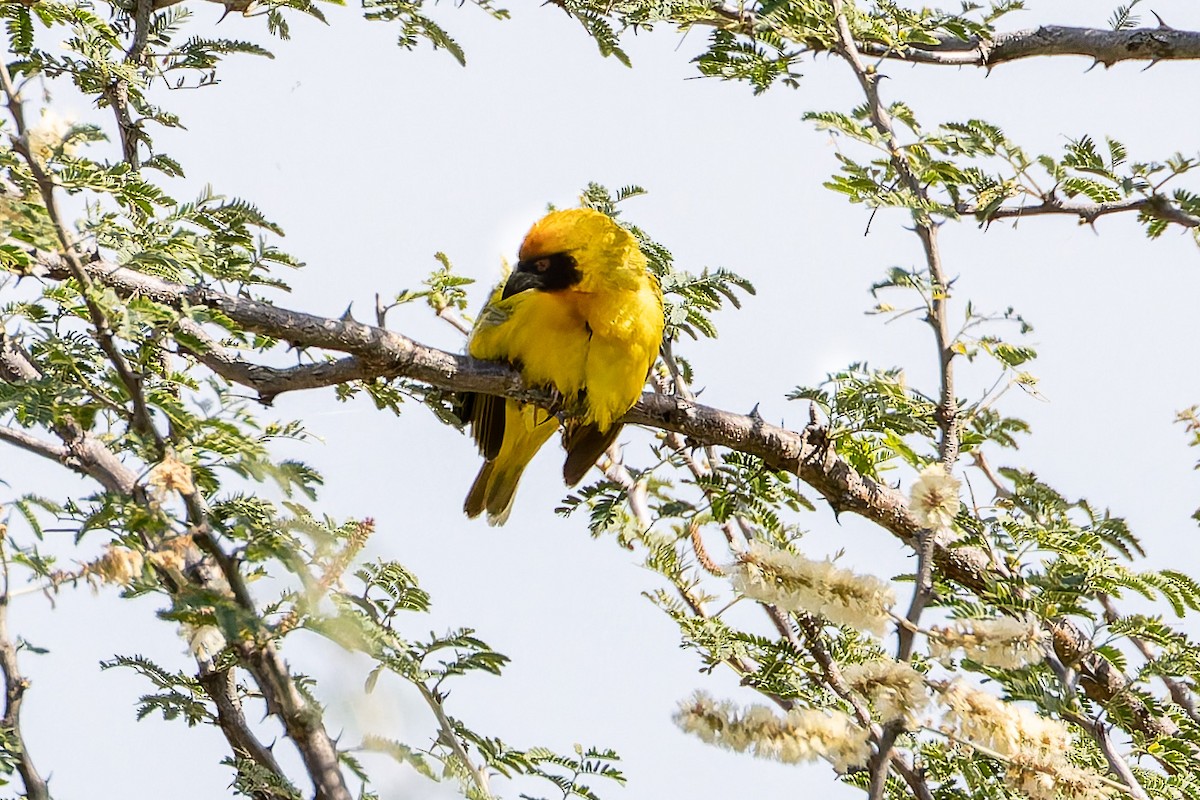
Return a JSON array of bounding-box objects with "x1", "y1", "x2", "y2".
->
[{"x1": 502, "y1": 269, "x2": 545, "y2": 299}]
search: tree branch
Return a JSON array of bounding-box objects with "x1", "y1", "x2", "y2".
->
[
  {"x1": 23, "y1": 246, "x2": 1181, "y2": 747},
  {"x1": 237, "y1": 644, "x2": 350, "y2": 800},
  {"x1": 0, "y1": 426, "x2": 69, "y2": 464},
  {"x1": 960, "y1": 193, "x2": 1200, "y2": 228},
  {"x1": 197, "y1": 668, "x2": 294, "y2": 800},
  {"x1": 0, "y1": 547, "x2": 50, "y2": 800},
  {"x1": 826, "y1": 5, "x2": 956, "y2": 793},
  {"x1": 175, "y1": 317, "x2": 369, "y2": 404},
  {"x1": 1098, "y1": 593, "x2": 1200, "y2": 727},
  {"x1": 703, "y1": 7, "x2": 1200, "y2": 68},
  {"x1": 102, "y1": 0, "x2": 153, "y2": 166},
  {"x1": 884, "y1": 24, "x2": 1200, "y2": 68},
  {"x1": 1062, "y1": 711, "x2": 1152, "y2": 800},
  {"x1": 0, "y1": 331, "x2": 40, "y2": 383}
]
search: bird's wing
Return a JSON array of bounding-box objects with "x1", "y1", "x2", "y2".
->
[
  {"x1": 562, "y1": 420, "x2": 622, "y2": 487},
  {"x1": 461, "y1": 285, "x2": 518, "y2": 459},
  {"x1": 461, "y1": 391, "x2": 505, "y2": 460}
]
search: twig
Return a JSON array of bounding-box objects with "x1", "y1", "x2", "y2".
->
[
  {"x1": 104, "y1": 0, "x2": 154, "y2": 166},
  {"x1": 0, "y1": 426, "x2": 71, "y2": 465},
  {"x1": 922, "y1": 726, "x2": 1138, "y2": 797},
  {"x1": 418, "y1": 684, "x2": 494, "y2": 799},
  {"x1": 826, "y1": 2, "x2": 959, "y2": 795},
  {"x1": 890, "y1": 753, "x2": 934, "y2": 800},
  {"x1": 600, "y1": 448, "x2": 653, "y2": 532},
  {"x1": 1098, "y1": 593, "x2": 1200, "y2": 726},
  {"x1": 0, "y1": 543, "x2": 50, "y2": 800},
  {"x1": 0, "y1": 332, "x2": 40, "y2": 382},
  {"x1": 701, "y1": 8, "x2": 1200, "y2": 68},
  {"x1": 958, "y1": 194, "x2": 1200, "y2": 229},
  {"x1": 196, "y1": 668, "x2": 294, "y2": 800},
  {"x1": 897, "y1": 528, "x2": 936, "y2": 662},
  {"x1": 971, "y1": 451, "x2": 1013, "y2": 500},
  {"x1": 1062, "y1": 711, "x2": 1151, "y2": 800}
]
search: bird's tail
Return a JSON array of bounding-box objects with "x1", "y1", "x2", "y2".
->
[{"x1": 463, "y1": 402, "x2": 558, "y2": 525}]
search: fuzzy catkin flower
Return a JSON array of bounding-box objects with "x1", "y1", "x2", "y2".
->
[
  {"x1": 939, "y1": 679, "x2": 1071, "y2": 758},
  {"x1": 147, "y1": 454, "x2": 196, "y2": 501},
  {"x1": 181, "y1": 624, "x2": 226, "y2": 663},
  {"x1": 929, "y1": 614, "x2": 1045, "y2": 669},
  {"x1": 93, "y1": 544, "x2": 144, "y2": 586},
  {"x1": 674, "y1": 691, "x2": 871, "y2": 772},
  {"x1": 147, "y1": 535, "x2": 194, "y2": 576},
  {"x1": 26, "y1": 109, "x2": 76, "y2": 164},
  {"x1": 937, "y1": 678, "x2": 1109, "y2": 799},
  {"x1": 1008, "y1": 751, "x2": 1110, "y2": 800},
  {"x1": 731, "y1": 542, "x2": 894, "y2": 636},
  {"x1": 909, "y1": 463, "x2": 961, "y2": 530},
  {"x1": 841, "y1": 659, "x2": 928, "y2": 724}
]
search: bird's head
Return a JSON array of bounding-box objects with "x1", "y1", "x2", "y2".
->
[{"x1": 503, "y1": 208, "x2": 643, "y2": 299}]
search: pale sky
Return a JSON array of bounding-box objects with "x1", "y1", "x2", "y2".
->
[{"x1": 5, "y1": 1, "x2": 1200, "y2": 798}]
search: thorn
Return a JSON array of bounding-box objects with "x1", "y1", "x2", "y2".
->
[
  {"x1": 1141, "y1": 58, "x2": 1161, "y2": 71},
  {"x1": 1152, "y1": 10, "x2": 1173, "y2": 30},
  {"x1": 340, "y1": 303, "x2": 355, "y2": 321},
  {"x1": 1084, "y1": 58, "x2": 1102, "y2": 73},
  {"x1": 748, "y1": 402, "x2": 763, "y2": 422}
]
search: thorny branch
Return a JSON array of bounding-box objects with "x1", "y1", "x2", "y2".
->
[
  {"x1": 1063, "y1": 711, "x2": 1152, "y2": 800},
  {"x1": 1099, "y1": 593, "x2": 1200, "y2": 727},
  {"x1": 959, "y1": 194, "x2": 1200, "y2": 229},
  {"x1": 826, "y1": 2, "x2": 957, "y2": 795},
  {"x1": 858, "y1": 24, "x2": 1200, "y2": 68},
  {"x1": 9, "y1": 246, "x2": 1178, "y2": 753},
  {"x1": 420, "y1": 684, "x2": 494, "y2": 799},
  {"x1": 197, "y1": 668, "x2": 293, "y2": 800},
  {"x1": 702, "y1": 7, "x2": 1200, "y2": 68},
  {"x1": 0, "y1": 542, "x2": 50, "y2": 800}
]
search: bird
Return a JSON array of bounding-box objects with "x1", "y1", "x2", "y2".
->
[{"x1": 461, "y1": 208, "x2": 665, "y2": 525}]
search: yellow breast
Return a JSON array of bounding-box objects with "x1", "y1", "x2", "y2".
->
[{"x1": 469, "y1": 289, "x2": 591, "y2": 397}]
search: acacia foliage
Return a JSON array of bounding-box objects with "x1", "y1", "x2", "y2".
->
[{"x1": 1, "y1": 1, "x2": 1200, "y2": 799}]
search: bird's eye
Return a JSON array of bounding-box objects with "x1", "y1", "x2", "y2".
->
[{"x1": 534, "y1": 258, "x2": 551, "y2": 273}]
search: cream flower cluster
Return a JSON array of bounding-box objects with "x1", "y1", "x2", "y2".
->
[
  {"x1": 26, "y1": 109, "x2": 77, "y2": 164},
  {"x1": 181, "y1": 623, "x2": 227, "y2": 663},
  {"x1": 93, "y1": 544, "x2": 144, "y2": 586},
  {"x1": 929, "y1": 614, "x2": 1045, "y2": 669},
  {"x1": 674, "y1": 691, "x2": 871, "y2": 772},
  {"x1": 147, "y1": 454, "x2": 196, "y2": 503},
  {"x1": 939, "y1": 681, "x2": 1108, "y2": 800},
  {"x1": 841, "y1": 659, "x2": 928, "y2": 724},
  {"x1": 909, "y1": 463, "x2": 961, "y2": 530},
  {"x1": 731, "y1": 541, "x2": 895, "y2": 636}
]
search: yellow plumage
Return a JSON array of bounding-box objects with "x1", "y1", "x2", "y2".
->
[{"x1": 463, "y1": 208, "x2": 665, "y2": 525}]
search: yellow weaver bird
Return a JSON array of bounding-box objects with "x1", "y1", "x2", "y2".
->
[{"x1": 462, "y1": 208, "x2": 665, "y2": 525}]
